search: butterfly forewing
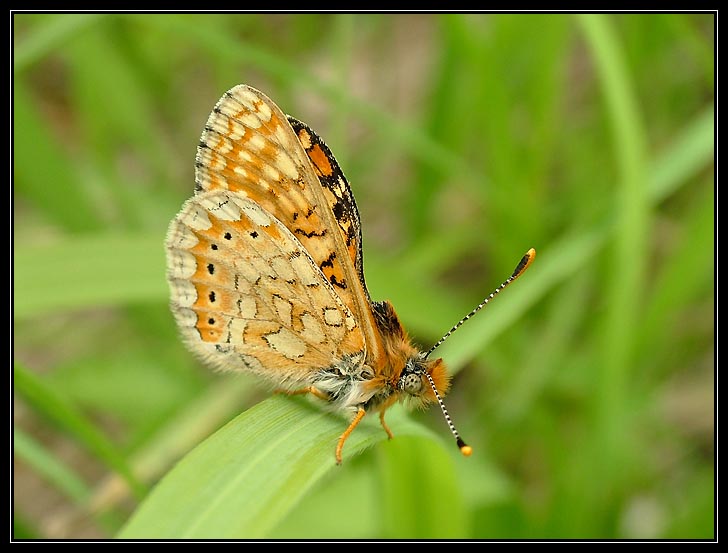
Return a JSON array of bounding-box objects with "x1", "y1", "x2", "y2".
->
[
  {"x1": 287, "y1": 116, "x2": 368, "y2": 301},
  {"x1": 194, "y1": 85, "x2": 383, "y2": 361}
]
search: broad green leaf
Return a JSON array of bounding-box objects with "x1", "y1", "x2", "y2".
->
[
  {"x1": 119, "y1": 396, "x2": 440, "y2": 538},
  {"x1": 376, "y1": 436, "x2": 469, "y2": 538}
]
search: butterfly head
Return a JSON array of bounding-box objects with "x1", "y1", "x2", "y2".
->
[
  {"x1": 397, "y1": 354, "x2": 471, "y2": 456},
  {"x1": 398, "y1": 355, "x2": 450, "y2": 404}
]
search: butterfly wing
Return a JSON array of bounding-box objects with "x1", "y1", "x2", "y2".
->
[
  {"x1": 286, "y1": 116, "x2": 369, "y2": 302},
  {"x1": 194, "y1": 85, "x2": 383, "y2": 362},
  {"x1": 166, "y1": 190, "x2": 366, "y2": 388}
]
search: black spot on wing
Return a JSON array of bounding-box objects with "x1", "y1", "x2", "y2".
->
[
  {"x1": 294, "y1": 227, "x2": 328, "y2": 238},
  {"x1": 329, "y1": 275, "x2": 347, "y2": 290},
  {"x1": 332, "y1": 200, "x2": 345, "y2": 220},
  {"x1": 320, "y1": 251, "x2": 336, "y2": 270}
]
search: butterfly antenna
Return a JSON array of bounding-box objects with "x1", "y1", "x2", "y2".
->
[
  {"x1": 425, "y1": 248, "x2": 536, "y2": 358},
  {"x1": 425, "y1": 372, "x2": 472, "y2": 457}
]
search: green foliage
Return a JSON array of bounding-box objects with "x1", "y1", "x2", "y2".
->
[
  {"x1": 119, "y1": 398, "x2": 448, "y2": 538},
  {"x1": 13, "y1": 13, "x2": 714, "y2": 539}
]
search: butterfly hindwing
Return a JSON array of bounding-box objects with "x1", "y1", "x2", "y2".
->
[{"x1": 166, "y1": 189, "x2": 366, "y2": 387}]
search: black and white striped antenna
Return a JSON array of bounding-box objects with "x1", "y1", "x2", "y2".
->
[
  {"x1": 423, "y1": 248, "x2": 535, "y2": 457},
  {"x1": 423, "y1": 248, "x2": 536, "y2": 457},
  {"x1": 425, "y1": 248, "x2": 536, "y2": 359},
  {"x1": 425, "y1": 371, "x2": 472, "y2": 456}
]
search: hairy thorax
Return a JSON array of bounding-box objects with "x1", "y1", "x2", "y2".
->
[{"x1": 312, "y1": 300, "x2": 451, "y2": 415}]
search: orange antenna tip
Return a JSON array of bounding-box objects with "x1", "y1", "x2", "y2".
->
[
  {"x1": 457, "y1": 438, "x2": 473, "y2": 457},
  {"x1": 516, "y1": 248, "x2": 536, "y2": 276}
]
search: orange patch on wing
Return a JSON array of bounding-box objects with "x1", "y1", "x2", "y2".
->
[
  {"x1": 319, "y1": 263, "x2": 347, "y2": 289},
  {"x1": 196, "y1": 311, "x2": 222, "y2": 342},
  {"x1": 308, "y1": 144, "x2": 334, "y2": 177}
]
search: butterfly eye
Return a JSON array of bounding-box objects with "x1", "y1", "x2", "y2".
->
[{"x1": 399, "y1": 372, "x2": 423, "y2": 395}]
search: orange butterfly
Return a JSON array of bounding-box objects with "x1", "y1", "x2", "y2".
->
[{"x1": 166, "y1": 85, "x2": 535, "y2": 463}]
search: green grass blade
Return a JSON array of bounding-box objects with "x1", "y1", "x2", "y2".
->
[
  {"x1": 13, "y1": 13, "x2": 102, "y2": 73},
  {"x1": 64, "y1": 23, "x2": 175, "y2": 199},
  {"x1": 638, "y1": 181, "x2": 714, "y2": 368},
  {"x1": 268, "y1": 453, "x2": 380, "y2": 538},
  {"x1": 433, "y1": 97, "x2": 712, "y2": 372},
  {"x1": 651, "y1": 105, "x2": 715, "y2": 203},
  {"x1": 14, "y1": 427, "x2": 90, "y2": 503},
  {"x1": 437, "y1": 229, "x2": 604, "y2": 372},
  {"x1": 13, "y1": 362, "x2": 144, "y2": 497},
  {"x1": 13, "y1": 80, "x2": 102, "y2": 232},
  {"x1": 130, "y1": 14, "x2": 482, "y2": 192},
  {"x1": 271, "y1": 433, "x2": 472, "y2": 538},
  {"x1": 577, "y1": 14, "x2": 650, "y2": 450},
  {"x1": 118, "y1": 396, "x2": 437, "y2": 538},
  {"x1": 89, "y1": 377, "x2": 254, "y2": 513},
  {"x1": 12, "y1": 514, "x2": 39, "y2": 540},
  {"x1": 13, "y1": 233, "x2": 166, "y2": 319},
  {"x1": 376, "y1": 436, "x2": 469, "y2": 538}
]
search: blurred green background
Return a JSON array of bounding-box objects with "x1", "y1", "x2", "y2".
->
[{"x1": 13, "y1": 13, "x2": 714, "y2": 539}]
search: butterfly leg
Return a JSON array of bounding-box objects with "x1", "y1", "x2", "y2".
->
[
  {"x1": 335, "y1": 407, "x2": 366, "y2": 464},
  {"x1": 379, "y1": 410, "x2": 395, "y2": 440},
  {"x1": 276, "y1": 386, "x2": 331, "y2": 401},
  {"x1": 375, "y1": 396, "x2": 397, "y2": 440}
]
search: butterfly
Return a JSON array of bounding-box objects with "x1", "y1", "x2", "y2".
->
[{"x1": 165, "y1": 84, "x2": 535, "y2": 463}]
